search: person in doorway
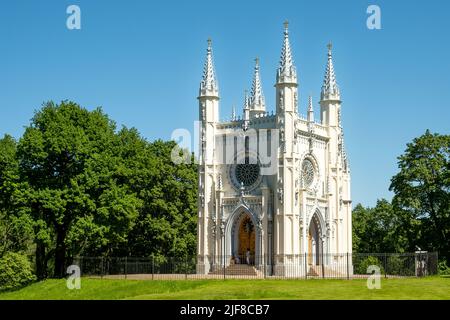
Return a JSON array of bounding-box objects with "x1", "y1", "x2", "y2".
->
[{"x1": 246, "y1": 248, "x2": 250, "y2": 265}]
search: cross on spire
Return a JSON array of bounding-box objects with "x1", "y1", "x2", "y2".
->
[{"x1": 327, "y1": 42, "x2": 332, "y2": 52}]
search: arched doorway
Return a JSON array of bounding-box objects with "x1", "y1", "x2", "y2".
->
[
  {"x1": 231, "y1": 212, "x2": 256, "y2": 265},
  {"x1": 308, "y1": 213, "x2": 322, "y2": 265}
]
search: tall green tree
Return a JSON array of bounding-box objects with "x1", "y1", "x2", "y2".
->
[
  {"x1": 1, "y1": 100, "x2": 198, "y2": 279},
  {"x1": 18, "y1": 101, "x2": 141, "y2": 278},
  {"x1": 124, "y1": 138, "x2": 198, "y2": 261},
  {"x1": 389, "y1": 130, "x2": 450, "y2": 259},
  {"x1": 352, "y1": 199, "x2": 409, "y2": 253},
  {"x1": 0, "y1": 135, "x2": 34, "y2": 257}
]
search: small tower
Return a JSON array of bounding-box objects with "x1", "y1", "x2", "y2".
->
[
  {"x1": 319, "y1": 42, "x2": 351, "y2": 255},
  {"x1": 276, "y1": 21, "x2": 298, "y2": 150},
  {"x1": 249, "y1": 57, "x2": 266, "y2": 118},
  {"x1": 198, "y1": 38, "x2": 220, "y2": 162},
  {"x1": 320, "y1": 42, "x2": 343, "y2": 170},
  {"x1": 275, "y1": 21, "x2": 299, "y2": 258},
  {"x1": 197, "y1": 38, "x2": 220, "y2": 273},
  {"x1": 320, "y1": 42, "x2": 340, "y2": 127}
]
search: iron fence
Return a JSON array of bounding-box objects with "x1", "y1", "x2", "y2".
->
[{"x1": 71, "y1": 252, "x2": 438, "y2": 280}]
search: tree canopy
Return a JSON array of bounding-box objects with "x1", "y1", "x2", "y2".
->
[
  {"x1": 353, "y1": 130, "x2": 449, "y2": 262},
  {"x1": 389, "y1": 130, "x2": 449, "y2": 259},
  {"x1": 0, "y1": 101, "x2": 197, "y2": 278}
]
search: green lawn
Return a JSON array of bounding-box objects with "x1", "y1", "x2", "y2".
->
[{"x1": 0, "y1": 277, "x2": 449, "y2": 300}]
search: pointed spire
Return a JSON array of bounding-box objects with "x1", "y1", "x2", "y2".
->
[
  {"x1": 242, "y1": 90, "x2": 250, "y2": 131},
  {"x1": 250, "y1": 57, "x2": 266, "y2": 116},
  {"x1": 307, "y1": 95, "x2": 314, "y2": 122},
  {"x1": 199, "y1": 38, "x2": 219, "y2": 97},
  {"x1": 243, "y1": 90, "x2": 250, "y2": 114},
  {"x1": 320, "y1": 42, "x2": 340, "y2": 101},
  {"x1": 307, "y1": 95, "x2": 315, "y2": 133},
  {"x1": 276, "y1": 20, "x2": 297, "y2": 84},
  {"x1": 231, "y1": 105, "x2": 237, "y2": 121}
]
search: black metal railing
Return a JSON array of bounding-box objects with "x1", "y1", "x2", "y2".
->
[{"x1": 71, "y1": 252, "x2": 438, "y2": 280}]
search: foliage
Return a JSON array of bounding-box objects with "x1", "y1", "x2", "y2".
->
[
  {"x1": 353, "y1": 131, "x2": 449, "y2": 263},
  {"x1": 438, "y1": 260, "x2": 450, "y2": 276},
  {"x1": 0, "y1": 252, "x2": 36, "y2": 291},
  {"x1": 352, "y1": 199, "x2": 408, "y2": 253},
  {"x1": 0, "y1": 135, "x2": 34, "y2": 257},
  {"x1": 386, "y1": 255, "x2": 414, "y2": 276},
  {"x1": 354, "y1": 256, "x2": 384, "y2": 275},
  {"x1": 0, "y1": 101, "x2": 198, "y2": 279},
  {"x1": 16, "y1": 101, "x2": 142, "y2": 277},
  {"x1": 389, "y1": 130, "x2": 450, "y2": 260}
]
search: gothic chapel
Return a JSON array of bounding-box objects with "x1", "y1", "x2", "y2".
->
[{"x1": 197, "y1": 22, "x2": 352, "y2": 276}]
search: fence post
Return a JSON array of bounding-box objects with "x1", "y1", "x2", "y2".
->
[
  {"x1": 321, "y1": 250, "x2": 325, "y2": 279},
  {"x1": 125, "y1": 257, "x2": 127, "y2": 280},
  {"x1": 264, "y1": 255, "x2": 266, "y2": 279},
  {"x1": 384, "y1": 254, "x2": 387, "y2": 278},
  {"x1": 185, "y1": 255, "x2": 188, "y2": 280},
  {"x1": 304, "y1": 252, "x2": 307, "y2": 280},
  {"x1": 101, "y1": 257, "x2": 104, "y2": 279},
  {"x1": 346, "y1": 252, "x2": 350, "y2": 280},
  {"x1": 223, "y1": 255, "x2": 226, "y2": 280},
  {"x1": 151, "y1": 256, "x2": 154, "y2": 280}
]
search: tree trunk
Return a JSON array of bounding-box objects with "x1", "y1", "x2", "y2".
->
[
  {"x1": 54, "y1": 229, "x2": 67, "y2": 278},
  {"x1": 35, "y1": 241, "x2": 47, "y2": 280}
]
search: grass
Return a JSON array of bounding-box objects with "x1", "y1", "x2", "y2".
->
[{"x1": 0, "y1": 277, "x2": 449, "y2": 300}]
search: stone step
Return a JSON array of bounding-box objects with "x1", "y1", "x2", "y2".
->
[
  {"x1": 307, "y1": 265, "x2": 321, "y2": 276},
  {"x1": 209, "y1": 264, "x2": 262, "y2": 276},
  {"x1": 307, "y1": 265, "x2": 346, "y2": 277}
]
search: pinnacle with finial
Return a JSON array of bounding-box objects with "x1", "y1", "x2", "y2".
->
[
  {"x1": 250, "y1": 57, "x2": 265, "y2": 113},
  {"x1": 321, "y1": 42, "x2": 340, "y2": 100},
  {"x1": 243, "y1": 89, "x2": 249, "y2": 109},
  {"x1": 277, "y1": 21, "x2": 297, "y2": 84},
  {"x1": 199, "y1": 37, "x2": 219, "y2": 96},
  {"x1": 307, "y1": 95, "x2": 314, "y2": 123}
]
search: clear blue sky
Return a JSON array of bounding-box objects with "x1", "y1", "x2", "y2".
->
[{"x1": 0, "y1": 0, "x2": 449, "y2": 207}]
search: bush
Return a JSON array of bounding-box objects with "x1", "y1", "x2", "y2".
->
[
  {"x1": 386, "y1": 255, "x2": 414, "y2": 276},
  {"x1": 0, "y1": 252, "x2": 36, "y2": 290},
  {"x1": 438, "y1": 260, "x2": 450, "y2": 276},
  {"x1": 355, "y1": 256, "x2": 384, "y2": 275}
]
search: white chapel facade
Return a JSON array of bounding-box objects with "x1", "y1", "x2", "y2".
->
[{"x1": 197, "y1": 22, "x2": 352, "y2": 276}]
